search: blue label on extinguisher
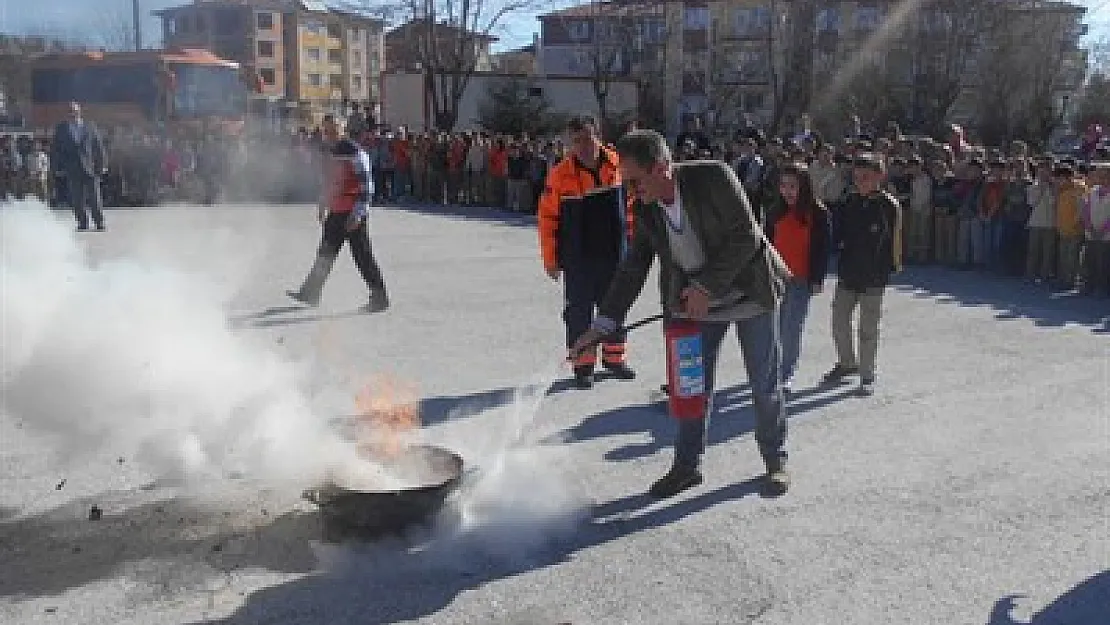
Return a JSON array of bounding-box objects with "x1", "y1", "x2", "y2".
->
[{"x1": 674, "y1": 335, "x2": 705, "y2": 398}]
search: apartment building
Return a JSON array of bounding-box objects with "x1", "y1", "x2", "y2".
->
[
  {"x1": 539, "y1": 0, "x2": 1088, "y2": 139},
  {"x1": 384, "y1": 18, "x2": 497, "y2": 74},
  {"x1": 156, "y1": 0, "x2": 385, "y2": 124}
]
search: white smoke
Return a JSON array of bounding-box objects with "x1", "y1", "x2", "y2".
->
[
  {"x1": 430, "y1": 371, "x2": 589, "y2": 561},
  {"x1": 0, "y1": 200, "x2": 376, "y2": 489},
  {"x1": 0, "y1": 200, "x2": 586, "y2": 568}
]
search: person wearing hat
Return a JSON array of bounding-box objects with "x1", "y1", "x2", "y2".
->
[{"x1": 823, "y1": 153, "x2": 902, "y2": 396}]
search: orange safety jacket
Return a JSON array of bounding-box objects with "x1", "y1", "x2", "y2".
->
[{"x1": 537, "y1": 145, "x2": 634, "y2": 272}]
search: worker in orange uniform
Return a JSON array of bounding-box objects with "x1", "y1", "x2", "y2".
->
[{"x1": 539, "y1": 115, "x2": 636, "y2": 389}]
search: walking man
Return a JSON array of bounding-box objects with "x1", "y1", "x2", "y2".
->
[
  {"x1": 288, "y1": 115, "x2": 390, "y2": 312},
  {"x1": 570, "y1": 129, "x2": 791, "y2": 499},
  {"x1": 822, "y1": 154, "x2": 902, "y2": 396},
  {"x1": 51, "y1": 101, "x2": 107, "y2": 230}
]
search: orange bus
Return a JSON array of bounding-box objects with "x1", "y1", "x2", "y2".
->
[{"x1": 30, "y1": 48, "x2": 253, "y2": 135}]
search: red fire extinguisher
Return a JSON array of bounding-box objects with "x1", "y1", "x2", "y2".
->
[{"x1": 665, "y1": 318, "x2": 707, "y2": 420}]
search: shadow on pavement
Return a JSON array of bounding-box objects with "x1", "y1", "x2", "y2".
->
[
  {"x1": 191, "y1": 477, "x2": 763, "y2": 625},
  {"x1": 890, "y1": 266, "x2": 1110, "y2": 334},
  {"x1": 986, "y1": 570, "x2": 1109, "y2": 624},
  {"x1": 417, "y1": 376, "x2": 619, "y2": 426},
  {"x1": 567, "y1": 382, "x2": 857, "y2": 463},
  {"x1": 419, "y1": 388, "x2": 520, "y2": 425},
  {"x1": 0, "y1": 496, "x2": 318, "y2": 599},
  {"x1": 226, "y1": 305, "x2": 373, "y2": 329},
  {"x1": 379, "y1": 203, "x2": 536, "y2": 229}
]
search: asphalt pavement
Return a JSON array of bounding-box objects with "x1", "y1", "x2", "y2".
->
[{"x1": 0, "y1": 201, "x2": 1106, "y2": 625}]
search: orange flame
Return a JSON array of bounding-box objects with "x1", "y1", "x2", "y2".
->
[{"x1": 353, "y1": 375, "x2": 420, "y2": 460}]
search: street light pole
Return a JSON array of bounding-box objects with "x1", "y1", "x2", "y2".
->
[{"x1": 133, "y1": 0, "x2": 143, "y2": 51}]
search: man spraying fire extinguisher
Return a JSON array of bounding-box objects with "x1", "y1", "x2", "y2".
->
[
  {"x1": 570, "y1": 129, "x2": 792, "y2": 499},
  {"x1": 539, "y1": 115, "x2": 637, "y2": 389}
]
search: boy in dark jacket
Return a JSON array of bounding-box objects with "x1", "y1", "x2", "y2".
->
[{"x1": 823, "y1": 154, "x2": 902, "y2": 397}]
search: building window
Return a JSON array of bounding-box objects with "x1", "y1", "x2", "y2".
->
[
  {"x1": 738, "y1": 48, "x2": 770, "y2": 81},
  {"x1": 817, "y1": 7, "x2": 840, "y2": 32},
  {"x1": 744, "y1": 91, "x2": 765, "y2": 111},
  {"x1": 307, "y1": 73, "x2": 322, "y2": 87},
  {"x1": 258, "y1": 40, "x2": 275, "y2": 57},
  {"x1": 260, "y1": 68, "x2": 276, "y2": 84},
  {"x1": 305, "y1": 20, "x2": 325, "y2": 35},
  {"x1": 568, "y1": 20, "x2": 590, "y2": 42},
  {"x1": 352, "y1": 50, "x2": 363, "y2": 66},
  {"x1": 306, "y1": 47, "x2": 322, "y2": 62},
  {"x1": 733, "y1": 7, "x2": 770, "y2": 37},
  {"x1": 921, "y1": 10, "x2": 950, "y2": 34},
  {"x1": 257, "y1": 12, "x2": 274, "y2": 30},
  {"x1": 684, "y1": 7, "x2": 709, "y2": 30},
  {"x1": 327, "y1": 23, "x2": 342, "y2": 39},
  {"x1": 637, "y1": 19, "x2": 666, "y2": 45},
  {"x1": 855, "y1": 6, "x2": 880, "y2": 30},
  {"x1": 328, "y1": 48, "x2": 343, "y2": 64},
  {"x1": 329, "y1": 74, "x2": 343, "y2": 89},
  {"x1": 353, "y1": 75, "x2": 363, "y2": 89}
]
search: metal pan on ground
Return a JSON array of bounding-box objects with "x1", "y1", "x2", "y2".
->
[{"x1": 303, "y1": 444, "x2": 464, "y2": 543}]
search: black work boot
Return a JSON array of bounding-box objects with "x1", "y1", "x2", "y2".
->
[
  {"x1": 762, "y1": 459, "x2": 790, "y2": 498},
  {"x1": 363, "y1": 290, "x2": 390, "y2": 313},
  {"x1": 821, "y1": 363, "x2": 859, "y2": 386},
  {"x1": 602, "y1": 360, "x2": 637, "y2": 380},
  {"x1": 648, "y1": 465, "x2": 703, "y2": 498},
  {"x1": 573, "y1": 365, "x2": 594, "y2": 390},
  {"x1": 286, "y1": 289, "x2": 320, "y2": 307}
]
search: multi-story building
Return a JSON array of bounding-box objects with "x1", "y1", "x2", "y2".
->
[
  {"x1": 155, "y1": 0, "x2": 385, "y2": 126},
  {"x1": 491, "y1": 41, "x2": 538, "y2": 75},
  {"x1": 384, "y1": 18, "x2": 497, "y2": 74},
  {"x1": 539, "y1": 0, "x2": 1088, "y2": 140}
]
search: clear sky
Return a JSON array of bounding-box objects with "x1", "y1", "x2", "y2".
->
[{"x1": 1, "y1": 0, "x2": 1108, "y2": 52}]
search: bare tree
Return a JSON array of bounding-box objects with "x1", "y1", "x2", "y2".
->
[
  {"x1": 345, "y1": 0, "x2": 538, "y2": 131},
  {"x1": 548, "y1": 0, "x2": 664, "y2": 139},
  {"x1": 910, "y1": 0, "x2": 990, "y2": 136},
  {"x1": 811, "y1": 0, "x2": 986, "y2": 137},
  {"x1": 773, "y1": 0, "x2": 816, "y2": 132},
  {"x1": 92, "y1": 5, "x2": 137, "y2": 52},
  {"x1": 977, "y1": 0, "x2": 1084, "y2": 146}
]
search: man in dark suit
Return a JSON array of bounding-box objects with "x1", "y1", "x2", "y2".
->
[
  {"x1": 571, "y1": 129, "x2": 792, "y2": 499},
  {"x1": 52, "y1": 101, "x2": 107, "y2": 231}
]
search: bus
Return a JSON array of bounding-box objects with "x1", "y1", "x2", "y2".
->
[{"x1": 30, "y1": 48, "x2": 253, "y2": 136}]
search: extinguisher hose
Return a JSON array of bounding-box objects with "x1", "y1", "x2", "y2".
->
[
  {"x1": 571, "y1": 313, "x2": 665, "y2": 357},
  {"x1": 617, "y1": 313, "x2": 665, "y2": 334}
]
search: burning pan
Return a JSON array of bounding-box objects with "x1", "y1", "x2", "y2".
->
[{"x1": 303, "y1": 444, "x2": 464, "y2": 543}]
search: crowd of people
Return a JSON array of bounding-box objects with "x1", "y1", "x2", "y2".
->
[
  {"x1": 716, "y1": 121, "x2": 1110, "y2": 297},
  {"x1": 5, "y1": 105, "x2": 1108, "y2": 298}
]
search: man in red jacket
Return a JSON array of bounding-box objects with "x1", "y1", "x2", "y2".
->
[{"x1": 288, "y1": 115, "x2": 389, "y2": 312}]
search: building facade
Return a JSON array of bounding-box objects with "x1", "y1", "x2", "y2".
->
[
  {"x1": 538, "y1": 0, "x2": 1088, "y2": 141},
  {"x1": 381, "y1": 72, "x2": 637, "y2": 132},
  {"x1": 384, "y1": 18, "x2": 496, "y2": 74},
  {"x1": 156, "y1": 0, "x2": 385, "y2": 126}
]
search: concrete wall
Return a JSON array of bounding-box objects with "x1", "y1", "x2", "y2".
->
[{"x1": 381, "y1": 72, "x2": 637, "y2": 133}]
